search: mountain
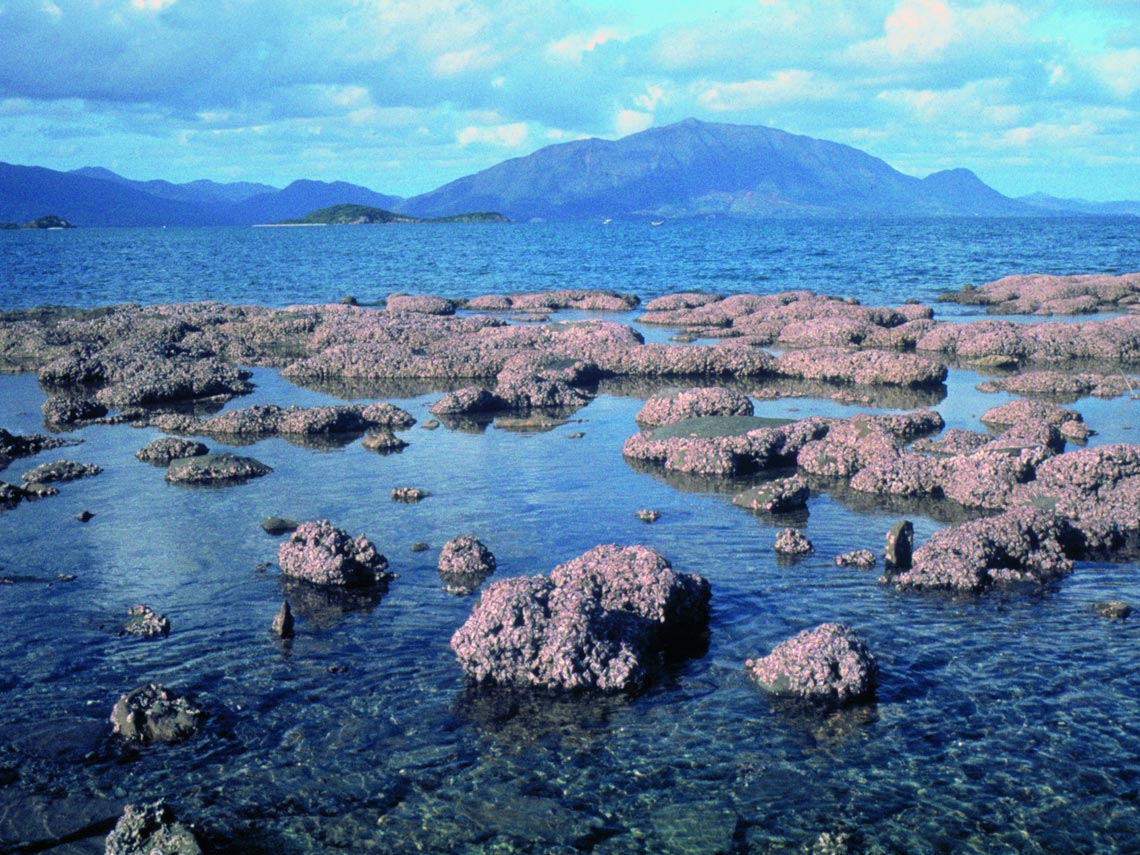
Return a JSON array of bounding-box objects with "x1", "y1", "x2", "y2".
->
[
  {"x1": 0, "y1": 165, "x2": 403, "y2": 227},
  {"x1": 1018, "y1": 193, "x2": 1140, "y2": 217},
  {"x1": 400, "y1": 118, "x2": 1040, "y2": 220}
]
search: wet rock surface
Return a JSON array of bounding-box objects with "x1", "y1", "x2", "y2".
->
[
  {"x1": 438, "y1": 535, "x2": 497, "y2": 594},
  {"x1": 746, "y1": 623, "x2": 879, "y2": 709},
  {"x1": 733, "y1": 475, "x2": 810, "y2": 513},
  {"x1": 104, "y1": 800, "x2": 202, "y2": 855},
  {"x1": 135, "y1": 437, "x2": 209, "y2": 465},
  {"x1": 110, "y1": 683, "x2": 205, "y2": 743},
  {"x1": 21, "y1": 458, "x2": 103, "y2": 484},
  {"x1": 635, "y1": 385, "x2": 754, "y2": 427},
  {"x1": 451, "y1": 544, "x2": 710, "y2": 691},
  {"x1": 164, "y1": 452, "x2": 271, "y2": 484},
  {"x1": 277, "y1": 519, "x2": 390, "y2": 587},
  {"x1": 939, "y1": 272, "x2": 1140, "y2": 315},
  {"x1": 122, "y1": 604, "x2": 170, "y2": 638},
  {"x1": 775, "y1": 528, "x2": 814, "y2": 556}
]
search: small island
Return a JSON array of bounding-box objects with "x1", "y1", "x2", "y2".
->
[
  {"x1": 0, "y1": 214, "x2": 76, "y2": 230},
  {"x1": 266, "y1": 204, "x2": 507, "y2": 226}
]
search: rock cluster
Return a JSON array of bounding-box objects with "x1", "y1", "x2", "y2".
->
[
  {"x1": 123, "y1": 604, "x2": 171, "y2": 638},
  {"x1": 110, "y1": 683, "x2": 205, "y2": 743},
  {"x1": 104, "y1": 800, "x2": 202, "y2": 855},
  {"x1": 451, "y1": 544, "x2": 710, "y2": 692},
  {"x1": 148, "y1": 402, "x2": 415, "y2": 441},
  {"x1": 775, "y1": 528, "x2": 814, "y2": 556},
  {"x1": 938, "y1": 272, "x2": 1140, "y2": 315},
  {"x1": 21, "y1": 458, "x2": 103, "y2": 484},
  {"x1": 634, "y1": 386, "x2": 753, "y2": 427},
  {"x1": 277, "y1": 520, "x2": 390, "y2": 587},
  {"x1": 746, "y1": 623, "x2": 878, "y2": 709},
  {"x1": 135, "y1": 437, "x2": 209, "y2": 465}
]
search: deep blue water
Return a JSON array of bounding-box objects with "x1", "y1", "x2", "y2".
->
[{"x1": 1, "y1": 218, "x2": 1140, "y2": 854}]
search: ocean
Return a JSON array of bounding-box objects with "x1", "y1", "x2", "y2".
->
[{"x1": 1, "y1": 217, "x2": 1139, "y2": 854}]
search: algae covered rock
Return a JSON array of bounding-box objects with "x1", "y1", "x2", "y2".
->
[
  {"x1": 733, "y1": 475, "x2": 810, "y2": 513},
  {"x1": 135, "y1": 437, "x2": 209, "y2": 465},
  {"x1": 105, "y1": 800, "x2": 202, "y2": 855},
  {"x1": 110, "y1": 683, "x2": 204, "y2": 743},
  {"x1": 775, "y1": 528, "x2": 813, "y2": 556},
  {"x1": 438, "y1": 535, "x2": 497, "y2": 594},
  {"x1": 277, "y1": 519, "x2": 390, "y2": 587},
  {"x1": 747, "y1": 622, "x2": 878, "y2": 709},
  {"x1": 165, "y1": 452, "x2": 271, "y2": 485}
]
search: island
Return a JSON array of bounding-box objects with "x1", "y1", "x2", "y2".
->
[
  {"x1": 0, "y1": 215, "x2": 76, "y2": 230},
  {"x1": 265, "y1": 204, "x2": 508, "y2": 226}
]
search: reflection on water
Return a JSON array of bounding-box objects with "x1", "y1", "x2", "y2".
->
[{"x1": 2, "y1": 365, "x2": 1140, "y2": 854}]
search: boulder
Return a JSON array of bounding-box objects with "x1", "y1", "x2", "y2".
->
[
  {"x1": 272, "y1": 600, "x2": 295, "y2": 638},
  {"x1": 110, "y1": 683, "x2": 204, "y2": 743},
  {"x1": 361, "y1": 428, "x2": 408, "y2": 453},
  {"x1": 451, "y1": 544, "x2": 710, "y2": 692},
  {"x1": 438, "y1": 535, "x2": 497, "y2": 594},
  {"x1": 775, "y1": 528, "x2": 813, "y2": 556},
  {"x1": 22, "y1": 458, "x2": 102, "y2": 484},
  {"x1": 277, "y1": 519, "x2": 390, "y2": 587},
  {"x1": 884, "y1": 520, "x2": 914, "y2": 570},
  {"x1": 104, "y1": 800, "x2": 202, "y2": 855},
  {"x1": 733, "y1": 475, "x2": 809, "y2": 513},
  {"x1": 135, "y1": 437, "x2": 209, "y2": 465},
  {"x1": 261, "y1": 516, "x2": 300, "y2": 535},
  {"x1": 41, "y1": 395, "x2": 107, "y2": 426},
  {"x1": 391, "y1": 486, "x2": 428, "y2": 503},
  {"x1": 634, "y1": 386, "x2": 754, "y2": 428},
  {"x1": 746, "y1": 623, "x2": 878, "y2": 709},
  {"x1": 164, "y1": 452, "x2": 271, "y2": 485}
]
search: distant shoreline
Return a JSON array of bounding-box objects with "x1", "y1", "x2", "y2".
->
[{"x1": 252, "y1": 222, "x2": 329, "y2": 228}]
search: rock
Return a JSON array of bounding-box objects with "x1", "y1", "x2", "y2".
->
[
  {"x1": 634, "y1": 386, "x2": 754, "y2": 428},
  {"x1": 438, "y1": 535, "x2": 497, "y2": 594},
  {"x1": 164, "y1": 452, "x2": 271, "y2": 485},
  {"x1": 386, "y1": 293, "x2": 458, "y2": 315},
  {"x1": 277, "y1": 520, "x2": 390, "y2": 587},
  {"x1": 410, "y1": 541, "x2": 429, "y2": 552},
  {"x1": 775, "y1": 528, "x2": 813, "y2": 556},
  {"x1": 361, "y1": 428, "x2": 408, "y2": 453},
  {"x1": 76, "y1": 509, "x2": 94, "y2": 522},
  {"x1": 104, "y1": 800, "x2": 202, "y2": 855},
  {"x1": 636, "y1": 508, "x2": 660, "y2": 523},
  {"x1": 451, "y1": 544, "x2": 710, "y2": 692},
  {"x1": 123, "y1": 604, "x2": 170, "y2": 638},
  {"x1": 41, "y1": 394, "x2": 107, "y2": 426},
  {"x1": 1093, "y1": 601, "x2": 1131, "y2": 620},
  {"x1": 746, "y1": 623, "x2": 878, "y2": 709},
  {"x1": 272, "y1": 601, "x2": 295, "y2": 638},
  {"x1": 422, "y1": 418, "x2": 441, "y2": 430},
  {"x1": 135, "y1": 437, "x2": 209, "y2": 465},
  {"x1": 22, "y1": 458, "x2": 102, "y2": 484},
  {"x1": 733, "y1": 475, "x2": 809, "y2": 513},
  {"x1": 262, "y1": 516, "x2": 300, "y2": 535},
  {"x1": 391, "y1": 486, "x2": 428, "y2": 503},
  {"x1": 430, "y1": 386, "x2": 500, "y2": 416},
  {"x1": 884, "y1": 520, "x2": 914, "y2": 570},
  {"x1": 110, "y1": 683, "x2": 204, "y2": 743},
  {"x1": 835, "y1": 549, "x2": 876, "y2": 569}
]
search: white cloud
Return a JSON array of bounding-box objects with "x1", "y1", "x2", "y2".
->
[
  {"x1": 456, "y1": 122, "x2": 529, "y2": 147},
  {"x1": 546, "y1": 27, "x2": 622, "y2": 63},
  {"x1": 615, "y1": 109, "x2": 653, "y2": 136},
  {"x1": 698, "y1": 70, "x2": 838, "y2": 111},
  {"x1": 1091, "y1": 48, "x2": 1140, "y2": 98}
]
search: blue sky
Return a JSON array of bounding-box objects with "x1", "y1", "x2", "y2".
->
[{"x1": 1, "y1": 0, "x2": 1137, "y2": 200}]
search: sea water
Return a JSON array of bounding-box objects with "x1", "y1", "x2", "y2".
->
[{"x1": 1, "y1": 218, "x2": 1140, "y2": 853}]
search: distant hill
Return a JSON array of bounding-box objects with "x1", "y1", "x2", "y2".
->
[
  {"x1": 0, "y1": 214, "x2": 75, "y2": 230},
  {"x1": 0, "y1": 164, "x2": 404, "y2": 227},
  {"x1": 278, "y1": 204, "x2": 507, "y2": 225},
  {"x1": 1018, "y1": 193, "x2": 1140, "y2": 217},
  {"x1": 399, "y1": 119, "x2": 1041, "y2": 221}
]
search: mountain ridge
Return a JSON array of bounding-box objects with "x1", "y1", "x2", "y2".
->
[{"x1": 2, "y1": 119, "x2": 1136, "y2": 225}]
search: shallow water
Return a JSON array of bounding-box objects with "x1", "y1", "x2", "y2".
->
[
  {"x1": 2, "y1": 357, "x2": 1140, "y2": 853},
  {"x1": 3, "y1": 217, "x2": 1140, "y2": 853}
]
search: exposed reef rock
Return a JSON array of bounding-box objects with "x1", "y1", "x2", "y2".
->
[
  {"x1": 733, "y1": 476, "x2": 810, "y2": 513},
  {"x1": 451, "y1": 544, "x2": 710, "y2": 692},
  {"x1": 135, "y1": 437, "x2": 209, "y2": 465},
  {"x1": 104, "y1": 800, "x2": 202, "y2": 855},
  {"x1": 41, "y1": 394, "x2": 107, "y2": 426},
  {"x1": 22, "y1": 458, "x2": 102, "y2": 484},
  {"x1": 775, "y1": 528, "x2": 814, "y2": 556},
  {"x1": 277, "y1": 520, "x2": 390, "y2": 587},
  {"x1": 110, "y1": 683, "x2": 204, "y2": 743},
  {"x1": 938, "y1": 273, "x2": 1140, "y2": 315},
  {"x1": 635, "y1": 386, "x2": 754, "y2": 427},
  {"x1": 148, "y1": 401, "x2": 415, "y2": 441},
  {"x1": 746, "y1": 623, "x2": 878, "y2": 709},
  {"x1": 123, "y1": 604, "x2": 170, "y2": 638},
  {"x1": 164, "y1": 452, "x2": 271, "y2": 485},
  {"x1": 438, "y1": 535, "x2": 497, "y2": 594}
]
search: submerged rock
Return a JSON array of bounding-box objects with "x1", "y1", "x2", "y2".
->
[
  {"x1": 104, "y1": 800, "x2": 202, "y2": 855},
  {"x1": 122, "y1": 604, "x2": 170, "y2": 638},
  {"x1": 165, "y1": 452, "x2": 271, "y2": 485},
  {"x1": 451, "y1": 544, "x2": 710, "y2": 692},
  {"x1": 110, "y1": 683, "x2": 204, "y2": 743},
  {"x1": 746, "y1": 623, "x2": 878, "y2": 709},
  {"x1": 884, "y1": 520, "x2": 914, "y2": 571},
  {"x1": 277, "y1": 519, "x2": 390, "y2": 587}
]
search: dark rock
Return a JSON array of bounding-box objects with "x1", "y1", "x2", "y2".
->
[
  {"x1": 104, "y1": 800, "x2": 202, "y2": 855},
  {"x1": 746, "y1": 622, "x2": 878, "y2": 709},
  {"x1": 272, "y1": 600, "x2": 295, "y2": 638},
  {"x1": 361, "y1": 428, "x2": 408, "y2": 453},
  {"x1": 41, "y1": 394, "x2": 107, "y2": 426},
  {"x1": 733, "y1": 475, "x2": 809, "y2": 513},
  {"x1": 110, "y1": 683, "x2": 204, "y2": 743},
  {"x1": 1094, "y1": 601, "x2": 1131, "y2": 620},
  {"x1": 123, "y1": 604, "x2": 170, "y2": 638},
  {"x1": 277, "y1": 519, "x2": 390, "y2": 586},
  {"x1": 22, "y1": 458, "x2": 102, "y2": 484},
  {"x1": 164, "y1": 452, "x2": 271, "y2": 485},
  {"x1": 262, "y1": 516, "x2": 300, "y2": 535},
  {"x1": 410, "y1": 541, "x2": 430, "y2": 552},
  {"x1": 637, "y1": 508, "x2": 660, "y2": 523},
  {"x1": 391, "y1": 486, "x2": 428, "y2": 503},
  {"x1": 135, "y1": 437, "x2": 209, "y2": 465},
  {"x1": 884, "y1": 520, "x2": 914, "y2": 570},
  {"x1": 76, "y1": 509, "x2": 95, "y2": 522}
]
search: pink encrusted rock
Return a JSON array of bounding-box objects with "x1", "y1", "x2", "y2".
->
[
  {"x1": 438, "y1": 535, "x2": 497, "y2": 593},
  {"x1": 385, "y1": 293, "x2": 457, "y2": 315},
  {"x1": 746, "y1": 623, "x2": 878, "y2": 709},
  {"x1": 41, "y1": 394, "x2": 107, "y2": 426},
  {"x1": 985, "y1": 370, "x2": 1139, "y2": 401},
  {"x1": 980, "y1": 398, "x2": 1086, "y2": 436},
  {"x1": 278, "y1": 520, "x2": 390, "y2": 587},
  {"x1": 635, "y1": 386, "x2": 754, "y2": 427},
  {"x1": 835, "y1": 549, "x2": 876, "y2": 569},
  {"x1": 774, "y1": 347, "x2": 947, "y2": 388},
  {"x1": 732, "y1": 475, "x2": 810, "y2": 513},
  {"x1": 939, "y1": 272, "x2": 1140, "y2": 315},
  {"x1": 430, "y1": 386, "x2": 500, "y2": 416},
  {"x1": 135, "y1": 437, "x2": 209, "y2": 465},
  {"x1": 883, "y1": 507, "x2": 1075, "y2": 593},
  {"x1": 775, "y1": 528, "x2": 814, "y2": 556},
  {"x1": 451, "y1": 544, "x2": 710, "y2": 692}
]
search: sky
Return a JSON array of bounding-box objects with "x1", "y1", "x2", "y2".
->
[{"x1": 1, "y1": 0, "x2": 1138, "y2": 200}]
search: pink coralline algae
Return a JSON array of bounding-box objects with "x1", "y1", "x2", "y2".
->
[
  {"x1": 978, "y1": 370, "x2": 1138, "y2": 402},
  {"x1": 835, "y1": 549, "x2": 877, "y2": 569},
  {"x1": 451, "y1": 544, "x2": 710, "y2": 692},
  {"x1": 21, "y1": 458, "x2": 102, "y2": 484},
  {"x1": 438, "y1": 535, "x2": 497, "y2": 593},
  {"x1": 884, "y1": 507, "x2": 1075, "y2": 593},
  {"x1": 385, "y1": 293, "x2": 458, "y2": 315},
  {"x1": 41, "y1": 395, "x2": 107, "y2": 426},
  {"x1": 277, "y1": 520, "x2": 391, "y2": 587},
  {"x1": 746, "y1": 623, "x2": 878, "y2": 709},
  {"x1": 774, "y1": 347, "x2": 947, "y2": 388},
  {"x1": 635, "y1": 386, "x2": 754, "y2": 427},
  {"x1": 980, "y1": 399, "x2": 1090, "y2": 443},
  {"x1": 939, "y1": 272, "x2": 1140, "y2": 315},
  {"x1": 774, "y1": 528, "x2": 814, "y2": 556},
  {"x1": 465, "y1": 289, "x2": 640, "y2": 313}
]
